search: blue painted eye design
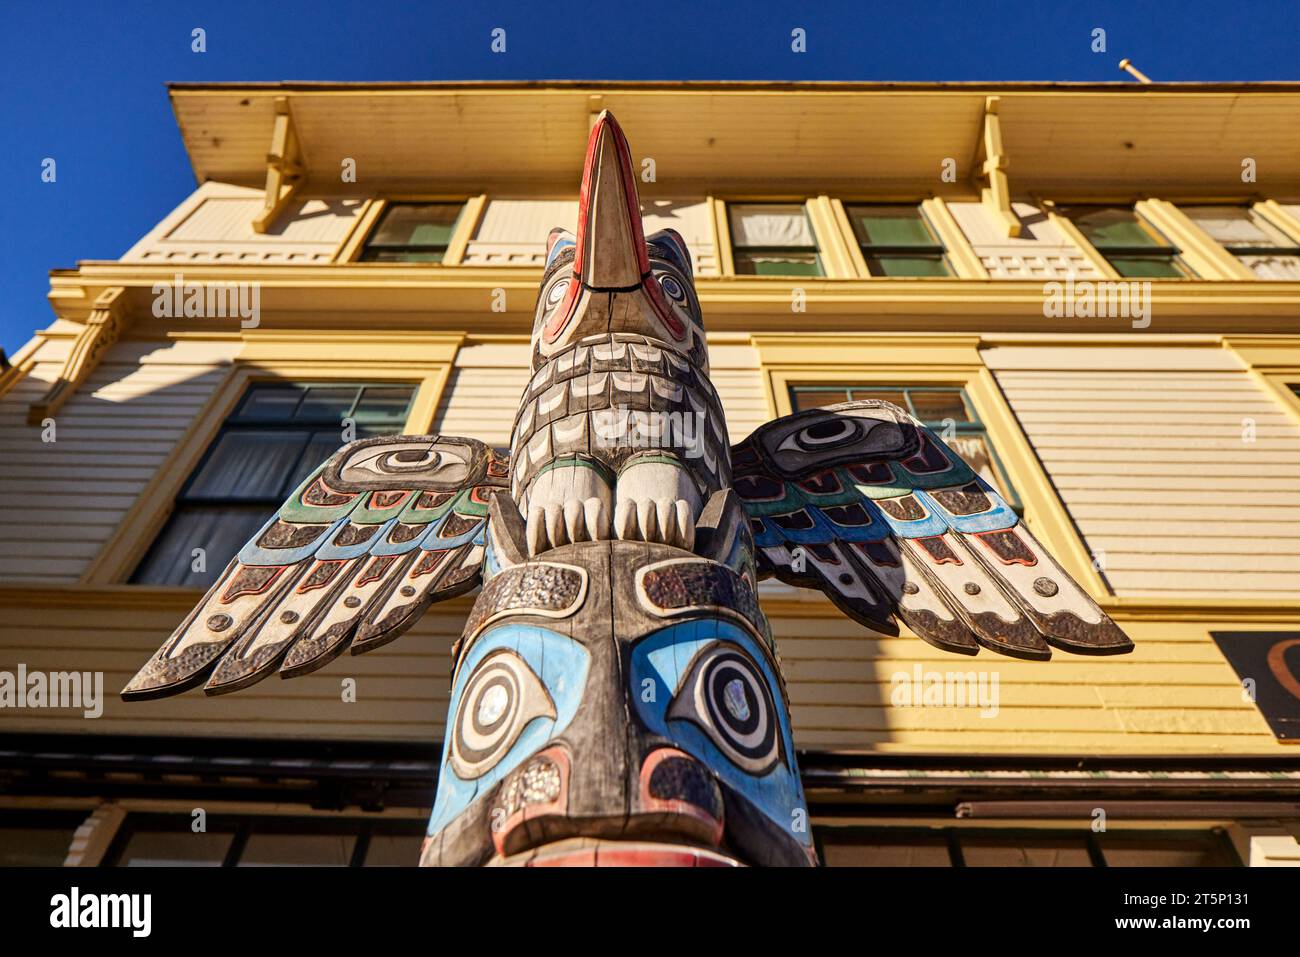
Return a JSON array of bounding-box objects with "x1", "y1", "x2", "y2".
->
[
  {"x1": 668, "y1": 643, "x2": 783, "y2": 774},
  {"x1": 546, "y1": 278, "x2": 570, "y2": 307},
  {"x1": 450, "y1": 650, "x2": 555, "y2": 779},
  {"x1": 659, "y1": 274, "x2": 686, "y2": 302}
]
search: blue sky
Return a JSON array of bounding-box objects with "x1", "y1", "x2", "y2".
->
[{"x1": 2, "y1": 0, "x2": 1297, "y2": 353}]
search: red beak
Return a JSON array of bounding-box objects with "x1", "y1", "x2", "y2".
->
[{"x1": 573, "y1": 110, "x2": 649, "y2": 289}]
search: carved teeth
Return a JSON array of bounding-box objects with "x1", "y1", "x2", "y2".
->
[
  {"x1": 636, "y1": 499, "x2": 658, "y2": 542},
  {"x1": 563, "y1": 500, "x2": 586, "y2": 543},
  {"x1": 584, "y1": 497, "x2": 609, "y2": 540},
  {"x1": 527, "y1": 506, "x2": 547, "y2": 556},
  {"x1": 676, "y1": 499, "x2": 695, "y2": 551},
  {"x1": 615, "y1": 499, "x2": 637, "y2": 541}
]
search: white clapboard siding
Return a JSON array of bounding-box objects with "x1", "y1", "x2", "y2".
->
[
  {"x1": 947, "y1": 201, "x2": 1105, "y2": 279},
  {"x1": 461, "y1": 198, "x2": 719, "y2": 275},
  {"x1": 0, "y1": 601, "x2": 1279, "y2": 754},
  {"x1": 433, "y1": 339, "x2": 767, "y2": 447},
  {"x1": 0, "y1": 339, "x2": 239, "y2": 583},
  {"x1": 990, "y1": 350, "x2": 1300, "y2": 597},
  {"x1": 121, "y1": 182, "x2": 364, "y2": 264}
]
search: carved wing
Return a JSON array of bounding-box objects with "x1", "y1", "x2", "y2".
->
[
  {"x1": 122, "y1": 435, "x2": 509, "y2": 699},
  {"x1": 731, "y1": 401, "x2": 1132, "y2": 660}
]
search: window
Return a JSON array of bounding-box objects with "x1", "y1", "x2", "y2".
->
[
  {"x1": 104, "y1": 813, "x2": 425, "y2": 867},
  {"x1": 360, "y1": 202, "x2": 463, "y2": 262},
  {"x1": 1061, "y1": 205, "x2": 1193, "y2": 278},
  {"x1": 728, "y1": 203, "x2": 823, "y2": 276},
  {"x1": 814, "y1": 825, "x2": 1240, "y2": 867},
  {"x1": 844, "y1": 203, "x2": 953, "y2": 277},
  {"x1": 132, "y1": 382, "x2": 416, "y2": 588},
  {"x1": 0, "y1": 811, "x2": 87, "y2": 866},
  {"x1": 790, "y1": 384, "x2": 1021, "y2": 510},
  {"x1": 1181, "y1": 205, "x2": 1300, "y2": 279}
]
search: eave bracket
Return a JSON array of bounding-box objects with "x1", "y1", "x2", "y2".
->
[
  {"x1": 28, "y1": 287, "x2": 127, "y2": 426},
  {"x1": 253, "y1": 97, "x2": 303, "y2": 234},
  {"x1": 975, "y1": 97, "x2": 1021, "y2": 238}
]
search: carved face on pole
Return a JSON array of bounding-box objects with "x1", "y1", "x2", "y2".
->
[{"x1": 421, "y1": 536, "x2": 815, "y2": 867}]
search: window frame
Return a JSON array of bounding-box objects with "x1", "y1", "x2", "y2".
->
[
  {"x1": 840, "y1": 202, "x2": 956, "y2": 278},
  {"x1": 1057, "y1": 202, "x2": 1195, "y2": 279},
  {"x1": 830, "y1": 195, "x2": 987, "y2": 279},
  {"x1": 338, "y1": 196, "x2": 484, "y2": 265},
  {"x1": 83, "y1": 337, "x2": 463, "y2": 587},
  {"x1": 724, "y1": 199, "x2": 827, "y2": 278},
  {"x1": 129, "y1": 381, "x2": 418, "y2": 587},
  {"x1": 752, "y1": 334, "x2": 1111, "y2": 598},
  {"x1": 812, "y1": 823, "x2": 1241, "y2": 868},
  {"x1": 101, "y1": 811, "x2": 426, "y2": 868},
  {"x1": 0, "y1": 809, "x2": 94, "y2": 867},
  {"x1": 1176, "y1": 202, "x2": 1300, "y2": 279}
]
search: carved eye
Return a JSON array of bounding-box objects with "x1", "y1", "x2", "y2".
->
[
  {"x1": 668, "y1": 643, "x2": 782, "y2": 774},
  {"x1": 777, "y1": 417, "x2": 861, "y2": 453},
  {"x1": 546, "y1": 278, "x2": 570, "y2": 307},
  {"x1": 349, "y1": 445, "x2": 466, "y2": 477},
  {"x1": 658, "y1": 274, "x2": 686, "y2": 302},
  {"x1": 451, "y1": 651, "x2": 556, "y2": 779}
]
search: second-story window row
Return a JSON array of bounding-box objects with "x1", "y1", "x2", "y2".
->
[{"x1": 346, "y1": 196, "x2": 1300, "y2": 280}]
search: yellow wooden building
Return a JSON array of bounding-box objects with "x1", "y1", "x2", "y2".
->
[{"x1": 2, "y1": 81, "x2": 1299, "y2": 867}]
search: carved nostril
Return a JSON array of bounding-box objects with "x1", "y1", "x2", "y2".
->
[
  {"x1": 490, "y1": 746, "x2": 570, "y2": 857},
  {"x1": 649, "y1": 756, "x2": 723, "y2": 818},
  {"x1": 639, "y1": 748, "x2": 724, "y2": 844}
]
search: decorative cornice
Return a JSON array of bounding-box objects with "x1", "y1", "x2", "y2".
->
[
  {"x1": 26, "y1": 287, "x2": 127, "y2": 426},
  {"x1": 42, "y1": 266, "x2": 1300, "y2": 335}
]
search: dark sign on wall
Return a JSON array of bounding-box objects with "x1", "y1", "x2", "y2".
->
[{"x1": 1211, "y1": 632, "x2": 1300, "y2": 742}]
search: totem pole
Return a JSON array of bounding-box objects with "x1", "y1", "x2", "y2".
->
[{"x1": 123, "y1": 112, "x2": 1133, "y2": 866}]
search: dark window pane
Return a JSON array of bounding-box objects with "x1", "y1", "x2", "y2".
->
[
  {"x1": 282, "y1": 430, "x2": 349, "y2": 492},
  {"x1": 0, "y1": 824, "x2": 78, "y2": 866},
  {"x1": 117, "y1": 829, "x2": 235, "y2": 867},
  {"x1": 1099, "y1": 833, "x2": 1238, "y2": 867},
  {"x1": 366, "y1": 203, "x2": 461, "y2": 249},
  {"x1": 236, "y1": 385, "x2": 304, "y2": 422},
  {"x1": 186, "y1": 430, "x2": 311, "y2": 500},
  {"x1": 1067, "y1": 207, "x2": 1167, "y2": 248},
  {"x1": 734, "y1": 251, "x2": 823, "y2": 276},
  {"x1": 943, "y1": 433, "x2": 1011, "y2": 497},
  {"x1": 848, "y1": 205, "x2": 938, "y2": 247},
  {"x1": 821, "y1": 837, "x2": 952, "y2": 867},
  {"x1": 360, "y1": 248, "x2": 445, "y2": 263},
  {"x1": 866, "y1": 254, "x2": 952, "y2": 277},
  {"x1": 908, "y1": 389, "x2": 972, "y2": 423},
  {"x1": 961, "y1": 837, "x2": 1092, "y2": 867},
  {"x1": 846, "y1": 387, "x2": 908, "y2": 408},
  {"x1": 1107, "y1": 256, "x2": 1187, "y2": 278},
  {"x1": 296, "y1": 386, "x2": 359, "y2": 422},
  {"x1": 132, "y1": 506, "x2": 267, "y2": 587},
  {"x1": 792, "y1": 389, "x2": 846, "y2": 411},
  {"x1": 354, "y1": 386, "x2": 416, "y2": 422},
  {"x1": 363, "y1": 832, "x2": 425, "y2": 866},
  {"x1": 237, "y1": 832, "x2": 357, "y2": 867}
]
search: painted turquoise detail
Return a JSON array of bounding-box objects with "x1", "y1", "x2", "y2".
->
[
  {"x1": 426, "y1": 624, "x2": 590, "y2": 835},
  {"x1": 629, "y1": 619, "x2": 812, "y2": 848}
]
